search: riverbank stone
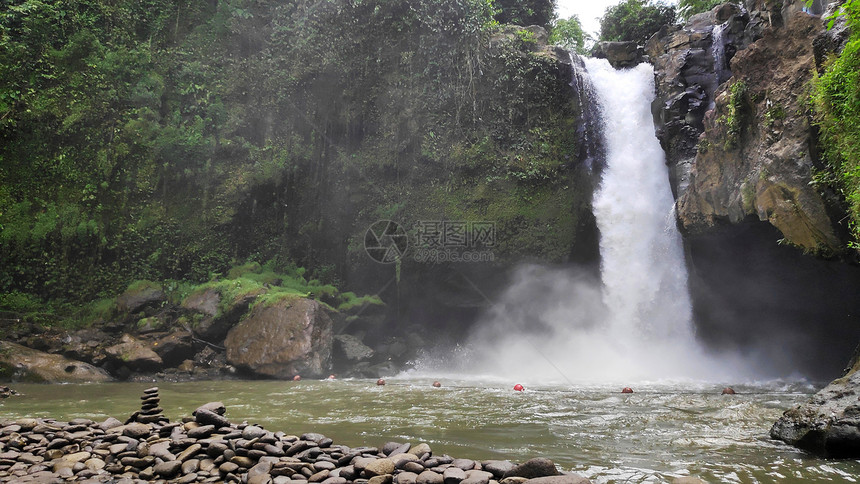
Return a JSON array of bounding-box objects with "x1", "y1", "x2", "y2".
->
[{"x1": 503, "y1": 458, "x2": 560, "y2": 479}]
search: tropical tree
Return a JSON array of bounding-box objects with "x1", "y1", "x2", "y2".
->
[
  {"x1": 494, "y1": 0, "x2": 556, "y2": 27},
  {"x1": 598, "y1": 0, "x2": 676, "y2": 45},
  {"x1": 549, "y1": 14, "x2": 590, "y2": 54},
  {"x1": 677, "y1": 0, "x2": 733, "y2": 20}
]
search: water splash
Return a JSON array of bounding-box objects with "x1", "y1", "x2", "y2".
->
[{"x1": 419, "y1": 58, "x2": 761, "y2": 384}]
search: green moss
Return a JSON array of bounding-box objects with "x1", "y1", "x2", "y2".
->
[
  {"x1": 811, "y1": 17, "x2": 860, "y2": 250},
  {"x1": 719, "y1": 80, "x2": 751, "y2": 151},
  {"x1": 337, "y1": 293, "x2": 385, "y2": 313},
  {"x1": 226, "y1": 261, "x2": 262, "y2": 280}
]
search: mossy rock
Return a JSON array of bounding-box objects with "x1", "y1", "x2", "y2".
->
[{"x1": 116, "y1": 280, "x2": 165, "y2": 314}]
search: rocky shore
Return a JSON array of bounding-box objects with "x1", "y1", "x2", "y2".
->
[
  {"x1": 0, "y1": 386, "x2": 582, "y2": 484},
  {"x1": 0, "y1": 386, "x2": 719, "y2": 484}
]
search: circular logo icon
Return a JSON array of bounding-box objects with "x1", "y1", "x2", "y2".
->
[{"x1": 364, "y1": 220, "x2": 408, "y2": 264}]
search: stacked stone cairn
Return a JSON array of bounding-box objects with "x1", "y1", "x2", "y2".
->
[
  {"x1": 0, "y1": 388, "x2": 594, "y2": 484},
  {"x1": 126, "y1": 387, "x2": 168, "y2": 425}
]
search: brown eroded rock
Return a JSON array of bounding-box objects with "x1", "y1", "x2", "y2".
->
[
  {"x1": 104, "y1": 334, "x2": 163, "y2": 371},
  {"x1": 225, "y1": 297, "x2": 332, "y2": 379},
  {"x1": 0, "y1": 341, "x2": 112, "y2": 383},
  {"x1": 677, "y1": 13, "x2": 843, "y2": 254}
]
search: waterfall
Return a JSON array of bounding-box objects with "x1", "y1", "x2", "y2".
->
[
  {"x1": 711, "y1": 21, "x2": 732, "y2": 87},
  {"x1": 584, "y1": 57, "x2": 695, "y2": 344},
  {"x1": 425, "y1": 57, "x2": 751, "y2": 384}
]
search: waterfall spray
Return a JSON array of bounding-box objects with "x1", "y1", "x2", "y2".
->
[{"x1": 422, "y1": 57, "x2": 752, "y2": 384}]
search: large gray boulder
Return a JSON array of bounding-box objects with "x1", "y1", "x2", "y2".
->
[
  {"x1": 104, "y1": 334, "x2": 163, "y2": 371},
  {"x1": 0, "y1": 341, "x2": 113, "y2": 383},
  {"x1": 771, "y1": 355, "x2": 860, "y2": 457},
  {"x1": 591, "y1": 41, "x2": 644, "y2": 69},
  {"x1": 225, "y1": 297, "x2": 333, "y2": 378}
]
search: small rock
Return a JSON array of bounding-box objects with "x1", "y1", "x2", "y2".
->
[
  {"x1": 444, "y1": 467, "x2": 467, "y2": 484},
  {"x1": 194, "y1": 402, "x2": 226, "y2": 416},
  {"x1": 99, "y1": 417, "x2": 123, "y2": 431},
  {"x1": 244, "y1": 425, "x2": 267, "y2": 440},
  {"x1": 196, "y1": 408, "x2": 231, "y2": 428},
  {"x1": 672, "y1": 478, "x2": 707, "y2": 484},
  {"x1": 188, "y1": 425, "x2": 215, "y2": 439},
  {"x1": 402, "y1": 462, "x2": 425, "y2": 474},
  {"x1": 483, "y1": 461, "x2": 515, "y2": 478},
  {"x1": 154, "y1": 460, "x2": 182, "y2": 478},
  {"x1": 364, "y1": 458, "x2": 395, "y2": 477},
  {"x1": 322, "y1": 477, "x2": 348, "y2": 484},
  {"x1": 526, "y1": 476, "x2": 592, "y2": 484},
  {"x1": 452, "y1": 459, "x2": 476, "y2": 471},
  {"x1": 182, "y1": 459, "x2": 200, "y2": 474},
  {"x1": 499, "y1": 478, "x2": 528, "y2": 484},
  {"x1": 503, "y1": 459, "x2": 559, "y2": 479},
  {"x1": 122, "y1": 423, "x2": 151, "y2": 439},
  {"x1": 417, "y1": 470, "x2": 444, "y2": 484},
  {"x1": 369, "y1": 475, "x2": 394, "y2": 484},
  {"x1": 397, "y1": 472, "x2": 420, "y2": 484},
  {"x1": 409, "y1": 443, "x2": 432, "y2": 456}
]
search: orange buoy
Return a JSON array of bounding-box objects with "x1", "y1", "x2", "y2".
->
[
  {"x1": 621, "y1": 387, "x2": 634, "y2": 394},
  {"x1": 432, "y1": 381, "x2": 441, "y2": 387},
  {"x1": 293, "y1": 375, "x2": 301, "y2": 381},
  {"x1": 376, "y1": 379, "x2": 386, "y2": 386},
  {"x1": 513, "y1": 384, "x2": 524, "y2": 392},
  {"x1": 721, "y1": 387, "x2": 736, "y2": 395}
]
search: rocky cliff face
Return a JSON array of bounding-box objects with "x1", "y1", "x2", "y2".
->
[
  {"x1": 649, "y1": 1, "x2": 860, "y2": 380},
  {"x1": 651, "y1": 1, "x2": 848, "y2": 254}
]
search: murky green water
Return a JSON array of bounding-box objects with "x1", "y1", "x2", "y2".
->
[{"x1": 0, "y1": 378, "x2": 858, "y2": 483}]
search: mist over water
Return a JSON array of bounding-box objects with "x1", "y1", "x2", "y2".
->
[{"x1": 418, "y1": 58, "x2": 761, "y2": 384}]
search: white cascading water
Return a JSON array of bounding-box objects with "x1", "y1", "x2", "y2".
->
[
  {"x1": 414, "y1": 57, "x2": 751, "y2": 384},
  {"x1": 585, "y1": 57, "x2": 695, "y2": 345}
]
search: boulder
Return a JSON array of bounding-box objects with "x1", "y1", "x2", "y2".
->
[
  {"x1": 503, "y1": 458, "x2": 559, "y2": 479},
  {"x1": 104, "y1": 334, "x2": 163, "y2": 371},
  {"x1": 333, "y1": 334, "x2": 374, "y2": 363},
  {"x1": 183, "y1": 287, "x2": 259, "y2": 342},
  {"x1": 152, "y1": 331, "x2": 195, "y2": 366},
  {"x1": 116, "y1": 281, "x2": 164, "y2": 314},
  {"x1": 591, "y1": 41, "x2": 644, "y2": 69},
  {"x1": 771, "y1": 357, "x2": 860, "y2": 457},
  {"x1": 225, "y1": 297, "x2": 333, "y2": 379},
  {"x1": 0, "y1": 341, "x2": 112, "y2": 383}
]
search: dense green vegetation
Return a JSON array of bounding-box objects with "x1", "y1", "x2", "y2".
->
[
  {"x1": 677, "y1": 0, "x2": 728, "y2": 20},
  {"x1": 812, "y1": 0, "x2": 860, "y2": 251},
  {"x1": 0, "y1": 0, "x2": 588, "y2": 320},
  {"x1": 494, "y1": 0, "x2": 555, "y2": 27},
  {"x1": 598, "y1": 0, "x2": 676, "y2": 45},
  {"x1": 549, "y1": 15, "x2": 589, "y2": 54}
]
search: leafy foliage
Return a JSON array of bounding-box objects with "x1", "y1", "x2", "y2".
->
[
  {"x1": 811, "y1": 0, "x2": 860, "y2": 249},
  {"x1": 0, "y1": 0, "x2": 584, "y2": 317},
  {"x1": 549, "y1": 15, "x2": 590, "y2": 54},
  {"x1": 677, "y1": 0, "x2": 731, "y2": 20},
  {"x1": 598, "y1": 0, "x2": 676, "y2": 45},
  {"x1": 494, "y1": 0, "x2": 556, "y2": 27}
]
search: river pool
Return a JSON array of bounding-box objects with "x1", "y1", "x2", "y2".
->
[{"x1": 0, "y1": 378, "x2": 857, "y2": 483}]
